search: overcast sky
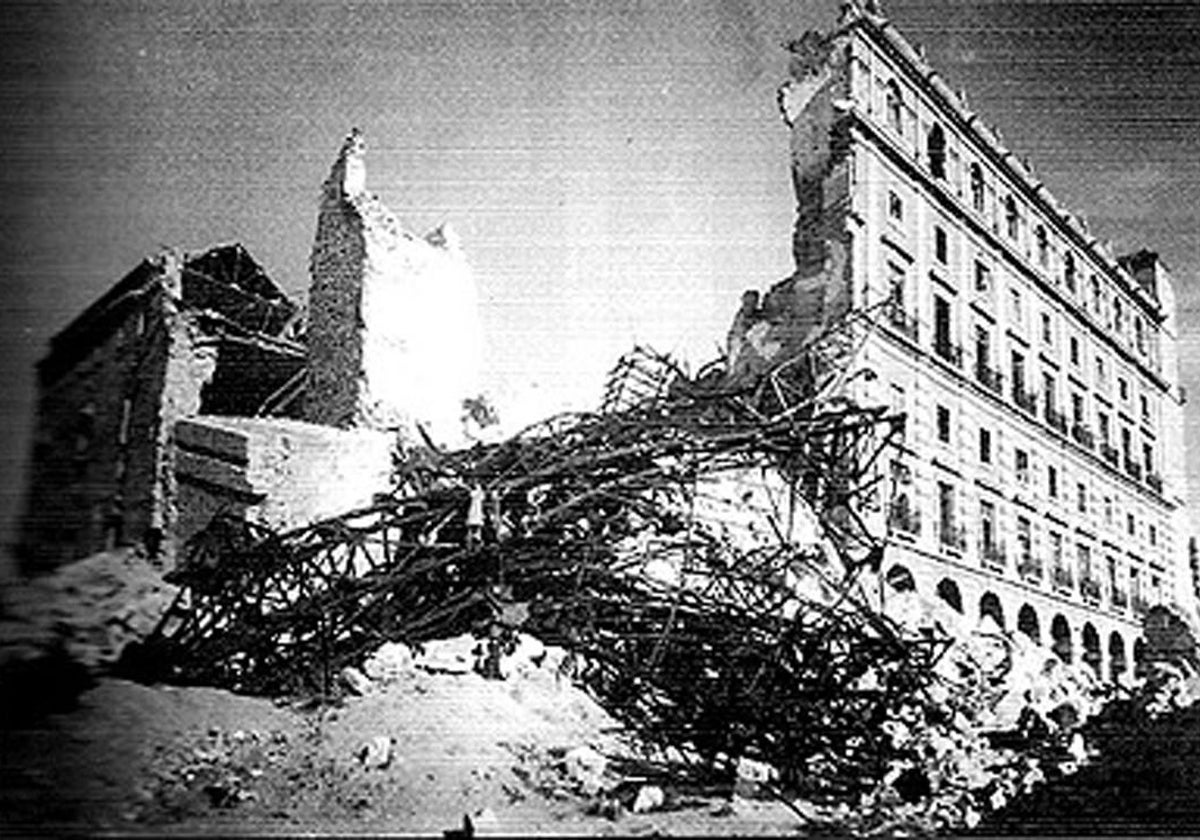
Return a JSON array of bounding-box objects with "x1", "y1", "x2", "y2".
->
[{"x1": 2, "y1": 0, "x2": 1198, "y2": 560}]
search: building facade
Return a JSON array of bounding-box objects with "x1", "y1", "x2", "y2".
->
[
  {"x1": 734, "y1": 0, "x2": 1189, "y2": 681},
  {"x1": 19, "y1": 245, "x2": 305, "y2": 573}
]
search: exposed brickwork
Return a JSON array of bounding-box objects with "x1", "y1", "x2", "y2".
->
[
  {"x1": 305, "y1": 129, "x2": 482, "y2": 446},
  {"x1": 19, "y1": 247, "x2": 303, "y2": 572}
]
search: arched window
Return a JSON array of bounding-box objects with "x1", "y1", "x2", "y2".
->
[
  {"x1": 1051, "y1": 614, "x2": 1072, "y2": 663},
  {"x1": 885, "y1": 564, "x2": 916, "y2": 592},
  {"x1": 1017, "y1": 604, "x2": 1040, "y2": 643},
  {"x1": 979, "y1": 592, "x2": 1005, "y2": 630},
  {"x1": 927, "y1": 123, "x2": 946, "y2": 180},
  {"x1": 936, "y1": 578, "x2": 963, "y2": 613},
  {"x1": 969, "y1": 163, "x2": 985, "y2": 213},
  {"x1": 1109, "y1": 632, "x2": 1127, "y2": 682},
  {"x1": 1082, "y1": 623, "x2": 1102, "y2": 677},
  {"x1": 1004, "y1": 195, "x2": 1019, "y2": 240},
  {"x1": 1063, "y1": 252, "x2": 1076, "y2": 292},
  {"x1": 1035, "y1": 226, "x2": 1048, "y2": 268},
  {"x1": 885, "y1": 80, "x2": 903, "y2": 135}
]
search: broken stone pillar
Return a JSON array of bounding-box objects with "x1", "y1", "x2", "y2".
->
[{"x1": 306, "y1": 129, "x2": 483, "y2": 446}]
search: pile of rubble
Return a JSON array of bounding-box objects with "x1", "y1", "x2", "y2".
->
[{"x1": 1, "y1": 546, "x2": 175, "y2": 671}]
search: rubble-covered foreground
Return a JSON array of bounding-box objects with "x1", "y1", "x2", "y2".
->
[
  {"x1": 2, "y1": 633, "x2": 812, "y2": 835},
  {"x1": 5, "y1": 557, "x2": 1200, "y2": 836}
]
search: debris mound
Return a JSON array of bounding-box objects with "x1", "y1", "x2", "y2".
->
[{"x1": 123, "y1": 306, "x2": 982, "y2": 801}]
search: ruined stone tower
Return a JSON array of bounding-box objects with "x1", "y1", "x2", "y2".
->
[{"x1": 306, "y1": 129, "x2": 483, "y2": 446}]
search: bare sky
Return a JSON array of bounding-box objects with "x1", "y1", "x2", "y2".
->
[{"x1": 2, "y1": 0, "x2": 1198, "y2": 558}]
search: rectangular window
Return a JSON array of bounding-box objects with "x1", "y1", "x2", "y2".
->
[
  {"x1": 1077, "y1": 482, "x2": 1087, "y2": 513},
  {"x1": 934, "y1": 296, "x2": 955, "y2": 363},
  {"x1": 938, "y1": 481, "x2": 955, "y2": 531},
  {"x1": 1041, "y1": 311, "x2": 1053, "y2": 345},
  {"x1": 1043, "y1": 372, "x2": 1057, "y2": 414},
  {"x1": 1150, "y1": 524, "x2": 1158, "y2": 546},
  {"x1": 1071, "y1": 393, "x2": 1084, "y2": 426},
  {"x1": 1048, "y1": 465, "x2": 1058, "y2": 498},
  {"x1": 1127, "y1": 513, "x2": 1135, "y2": 535},
  {"x1": 1017, "y1": 516, "x2": 1032, "y2": 563},
  {"x1": 1096, "y1": 356, "x2": 1107, "y2": 388},
  {"x1": 980, "y1": 499, "x2": 996, "y2": 551},
  {"x1": 1140, "y1": 395, "x2": 1150, "y2": 424},
  {"x1": 1069, "y1": 336, "x2": 1080, "y2": 366},
  {"x1": 1012, "y1": 351, "x2": 1026, "y2": 394},
  {"x1": 887, "y1": 262, "x2": 906, "y2": 307},
  {"x1": 1009, "y1": 287, "x2": 1023, "y2": 328},
  {"x1": 1016, "y1": 448, "x2": 1030, "y2": 484},
  {"x1": 980, "y1": 428, "x2": 992, "y2": 463},
  {"x1": 974, "y1": 261, "x2": 991, "y2": 293},
  {"x1": 1119, "y1": 377, "x2": 1129, "y2": 402},
  {"x1": 937, "y1": 405, "x2": 951, "y2": 443},
  {"x1": 934, "y1": 226, "x2": 948, "y2": 264},
  {"x1": 888, "y1": 190, "x2": 904, "y2": 222},
  {"x1": 1099, "y1": 412, "x2": 1111, "y2": 444}
]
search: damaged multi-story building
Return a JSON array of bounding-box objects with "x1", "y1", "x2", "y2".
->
[
  {"x1": 17, "y1": 0, "x2": 1192, "y2": 689},
  {"x1": 18, "y1": 130, "x2": 483, "y2": 574},
  {"x1": 729, "y1": 0, "x2": 1190, "y2": 680}
]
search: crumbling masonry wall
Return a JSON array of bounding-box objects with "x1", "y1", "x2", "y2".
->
[
  {"x1": 726, "y1": 30, "x2": 857, "y2": 383},
  {"x1": 20, "y1": 254, "x2": 214, "y2": 572},
  {"x1": 20, "y1": 246, "x2": 305, "y2": 572},
  {"x1": 306, "y1": 129, "x2": 483, "y2": 446}
]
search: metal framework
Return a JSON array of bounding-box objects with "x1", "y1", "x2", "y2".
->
[{"x1": 127, "y1": 304, "x2": 945, "y2": 793}]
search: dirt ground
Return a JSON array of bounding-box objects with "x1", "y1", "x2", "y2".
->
[{"x1": 1, "y1": 637, "x2": 806, "y2": 837}]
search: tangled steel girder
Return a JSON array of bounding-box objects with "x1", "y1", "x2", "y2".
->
[{"x1": 127, "y1": 304, "x2": 944, "y2": 791}]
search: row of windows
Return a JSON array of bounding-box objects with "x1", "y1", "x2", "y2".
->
[
  {"x1": 882, "y1": 231, "x2": 1163, "y2": 438},
  {"x1": 884, "y1": 188, "x2": 1164, "y2": 405},
  {"x1": 875, "y1": 66, "x2": 1163, "y2": 377},
  {"x1": 887, "y1": 472, "x2": 1166, "y2": 612},
  {"x1": 925, "y1": 398, "x2": 1162, "y2": 548}
]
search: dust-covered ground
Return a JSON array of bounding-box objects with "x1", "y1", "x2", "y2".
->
[{"x1": 1, "y1": 636, "x2": 806, "y2": 837}]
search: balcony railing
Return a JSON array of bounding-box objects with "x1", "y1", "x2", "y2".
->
[
  {"x1": 885, "y1": 303, "x2": 920, "y2": 343},
  {"x1": 1044, "y1": 406, "x2": 1068, "y2": 434},
  {"x1": 1070, "y1": 423, "x2": 1095, "y2": 450},
  {"x1": 1017, "y1": 555, "x2": 1043, "y2": 582},
  {"x1": 1112, "y1": 587, "x2": 1129, "y2": 610},
  {"x1": 1125, "y1": 460, "x2": 1143, "y2": 481},
  {"x1": 1080, "y1": 576, "x2": 1102, "y2": 605},
  {"x1": 1147, "y1": 472, "x2": 1164, "y2": 495},
  {"x1": 974, "y1": 363, "x2": 1003, "y2": 394},
  {"x1": 934, "y1": 340, "x2": 963, "y2": 368},
  {"x1": 937, "y1": 521, "x2": 966, "y2": 552},
  {"x1": 1051, "y1": 564, "x2": 1074, "y2": 593},
  {"x1": 1100, "y1": 443, "x2": 1119, "y2": 466},
  {"x1": 887, "y1": 500, "x2": 921, "y2": 536},
  {"x1": 1013, "y1": 387, "x2": 1037, "y2": 416},
  {"x1": 979, "y1": 539, "x2": 1007, "y2": 571}
]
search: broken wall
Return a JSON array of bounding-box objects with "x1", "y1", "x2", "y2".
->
[
  {"x1": 305, "y1": 129, "x2": 483, "y2": 446},
  {"x1": 20, "y1": 247, "x2": 305, "y2": 573},
  {"x1": 173, "y1": 415, "x2": 394, "y2": 546},
  {"x1": 726, "y1": 28, "x2": 858, "y2": 385},
  {"x1": 18, "y1": 256, "x2": 207, "y2": 573}
]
